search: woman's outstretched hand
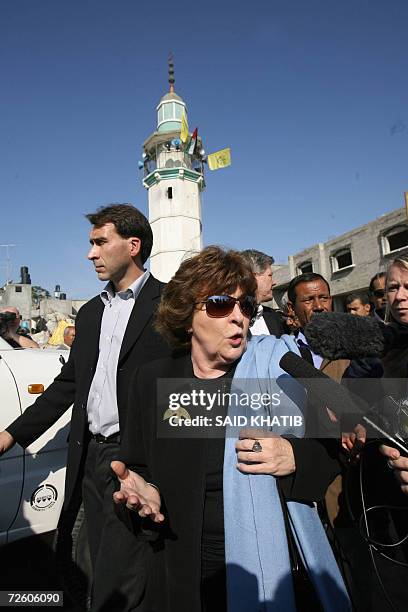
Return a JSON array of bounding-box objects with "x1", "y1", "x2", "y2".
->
[{"x1": 111, "y1": 461, "x2": 165, "y2": 523}]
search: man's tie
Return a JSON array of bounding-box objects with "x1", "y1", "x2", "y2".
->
[{"x1": 297, "y1": 339, "x2": 314, "y2": 365}]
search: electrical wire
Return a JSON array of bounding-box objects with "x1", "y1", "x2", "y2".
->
[
  {"x1": 358, "y1": 507, "x2": 408, "y2": 549},
  {"x1": 357, "y1": 444, "x2": 407, "y2": 612}
]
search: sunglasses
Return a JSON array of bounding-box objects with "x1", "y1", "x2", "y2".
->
[
  {"x1": 373, "y1": 289, "x2": 385, "y2": 298},
  {"x1": 196, "y1": 295, "x2": 257, "y2": 319}
]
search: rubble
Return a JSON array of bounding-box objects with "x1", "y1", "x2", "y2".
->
[{"x1": 31, "y1": 311, "x2": 76, "y2": 347}]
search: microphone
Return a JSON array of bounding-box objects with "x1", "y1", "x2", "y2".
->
[
  {"x1": 279, "y1": 351, "x2": 367, "y2": 421},
  {"x1": 303, "y1": 313, "x2": 385, "y2": 360},
  {"x1": 279, "y1": 351, "x2": 408, "y2": 454}
]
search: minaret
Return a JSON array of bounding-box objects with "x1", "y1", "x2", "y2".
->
[{"x1": 142, "y1": 55, "x2": 205, "y2": 282}]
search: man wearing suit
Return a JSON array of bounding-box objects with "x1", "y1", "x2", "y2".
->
[
  {"x1": 285, "y1": 272, "x2": 365, "y2": 603},
  {"x1": 286, "y1": 272, "x2": 350, "y2": 381},
  {"x1": 241, "y1": 249, "x2": 284, "y2": 337},
  {"x1": 286, "y1": 272, "x2": 350, "y2": 518},
  {"x1": 0, "y1": 204, "x2": 169, "y2": 611}
]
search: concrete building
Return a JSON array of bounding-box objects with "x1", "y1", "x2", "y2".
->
[
  {"x1": 0, "y1": 266, "x2": 83, "y2": 325},
  {"x1": 142, "y1": 57, "x2": 206, "y2": 282},
  {"x1": 39, "y1": 298, "x2": 76, "y2": 317},
  {"x1": 0, "y1": 282, "x2": 32, "y2": 320},
  {"x1": 273, "y1": 206, "x2": 408, "y2": 311}
]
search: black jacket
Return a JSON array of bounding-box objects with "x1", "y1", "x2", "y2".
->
[
  {"x1": 119, "y1": 353, "x2": 341, "y2": 612},
  {"x1": 7, "y1": 275, "x2": 169, "y2": 513},
  {"x1": 261, "y1": 305, "x2": 284, "y2": 337}
]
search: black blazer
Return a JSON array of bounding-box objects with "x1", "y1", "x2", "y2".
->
[
  {"x1": 120, "y1": 353, "x2": 341, "y2": 612},
  {"x1": 262, "y1": 305, "x2": 284, "y2": 337},
  {"x1": 7, "y1": 275, "x2": 170, "y2": 513}
]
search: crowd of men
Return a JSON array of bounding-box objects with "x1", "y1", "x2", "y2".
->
[{"x1": 0, "y1": 203, "x2": 407, "y2": 612}]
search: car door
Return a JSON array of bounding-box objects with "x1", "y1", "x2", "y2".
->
[
  {"x1": 0, "y1": 347, "x2": 24, "y2": 545},
  {"x1": 0, "y1": 346, "x2": 71, "y2": 543}
]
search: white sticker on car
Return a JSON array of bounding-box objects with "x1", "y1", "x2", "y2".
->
[{"x1": 30, "y1": 484, "x2": 58, "y2": 511}]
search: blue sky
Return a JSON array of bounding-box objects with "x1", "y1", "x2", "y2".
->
[{"x1": 1, "y1": 0, "x2": 407, "y2": 298}]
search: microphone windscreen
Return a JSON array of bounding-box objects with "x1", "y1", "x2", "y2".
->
[{"x1": 304, "y1": 312, "x2": 385, "y2": 360}]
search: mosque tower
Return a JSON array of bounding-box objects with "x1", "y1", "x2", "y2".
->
[{"x1": 142, "y1": 56, "x2": 206, "y2": 282}]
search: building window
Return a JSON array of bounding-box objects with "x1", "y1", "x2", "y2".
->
[
  {"x1": 163, "y1": 103, "x2": 172, "y2": 121},
  {"x1": 331, "y1": 248, "x2": 353, "y2": 272},
  {"x1": 382, "y1": 225, "x2": 408, "y2": 255},
  {"x1": 15, "y1": 286, "x2": 22, "y2": 293},
  {"x1": 297, "y1": 261, "x2": 313, "y2": 274},
  {"x1": 158, "y1": 102, "x2": 185, "y2": 126},
  {"x1": 174, "y1": 103, "x2": 183, "y2": 119}
]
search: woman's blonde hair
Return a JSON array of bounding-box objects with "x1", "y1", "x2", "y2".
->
[{"x1": 385, "y1": 255, "x2": 408, "y2": 323}]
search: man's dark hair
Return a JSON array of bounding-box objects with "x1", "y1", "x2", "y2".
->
[
  {"x1": 287, "y1": 272, "x2": 330, "y2": 304},
  {"x1": 369, "y1": 272, "x2": 386, "y2": 293},
  {"x1": 241, "y1": 249, "x2": 274, "y2": 273},
  {"x1": 344, "y1": 292, "x2": 370, "y2": 307},
  {"x1": 86, "y1": 203, "x2": 153, "y2": 264}
]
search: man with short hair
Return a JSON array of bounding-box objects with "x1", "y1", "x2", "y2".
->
[
  {"x1": 285, "y1": 272, "x2": 350, "y2": 557},
  {"x1": 0, "y1": 306, "x2": 39, "y2": 348},
  {"x1": 287, "y1": 274, "x2": 388, "y2": 609},
  {"x1": 63, "y1": 325, "x2": 75, "y2": 348},
  {"x1": 51, "y1": 325, "x2": 76, "y2": 350},
  {"x1": 286, "y1": 272, "x2": 364, "y2": 599},
  {"x1": 369, "y1": 272, "x2": 386, "y2": 320},
  {"x1": 345, "y1": 292, "x2": 371, "y2": 317},
  {"x1": 0, "y1": 204, "x2": 169, "y2": 611},
  {"x1": 286, "y1": 272, "x2": 350, "y2": 379},
  {"x1": 241, "y1": 249, "x2": 284, "y2": 336}
]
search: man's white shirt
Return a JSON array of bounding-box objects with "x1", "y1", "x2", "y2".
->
[
  {"x1": 250, "y1": 305, "x2": 271, "y2": 336},
  {"x1": 87, "y1": 270, "x2": 150, "y2": 437}
]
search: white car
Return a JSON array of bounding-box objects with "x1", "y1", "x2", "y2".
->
[{"x1": 0, "y1": 336, "x2": 71, "y2": 545}]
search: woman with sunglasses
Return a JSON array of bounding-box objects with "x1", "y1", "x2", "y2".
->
[{"x1": 111, "y1": 246, "x2": 349, "y2": 612}]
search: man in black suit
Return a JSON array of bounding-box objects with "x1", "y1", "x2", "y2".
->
[
  {"x1": 241, "y1": 249, "x2": 284, "y2": 337},
  {"x1": 0, "y1": 204, "x2": 169, "y2": 611}
]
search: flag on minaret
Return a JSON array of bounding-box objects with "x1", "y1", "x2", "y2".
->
[
  {"x1": 187, "y1": 128, "x2": 198, "y2": 155},
  {"x1": 207, "y1": 147, "x2": 231, "y2": 171},
  {"x1": 180, "y1": 110, "x2": 189, "y2": 143}
]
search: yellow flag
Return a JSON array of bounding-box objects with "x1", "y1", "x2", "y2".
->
[
  {"x1": 180, "y1": 110, "x2": 189, "y2": 143},
  {"x1": 207, "y1": 147, "x2": 231, "y2": 171}
]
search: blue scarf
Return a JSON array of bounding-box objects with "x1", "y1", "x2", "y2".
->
[{"x1": 223, "y1": 334, "x2": 350, "y2": 611}]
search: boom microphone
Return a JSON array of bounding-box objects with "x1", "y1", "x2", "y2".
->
[
  {"x1": 279, "y1": 351, "x2": 408, "y2": 453},
  {"x1": 279, "y1": 351, "x2": 366, "y2": 422}
]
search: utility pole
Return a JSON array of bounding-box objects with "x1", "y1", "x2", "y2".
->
[{"x1": 0, "y1": 244, "x2": 16, "y2": 285}]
